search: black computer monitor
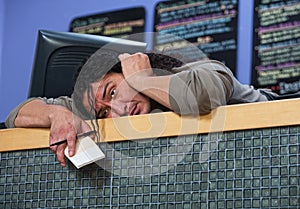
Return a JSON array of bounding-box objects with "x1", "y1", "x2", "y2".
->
[{"x1": 28, "y1": 30, "x2": 147, "y2": 98}]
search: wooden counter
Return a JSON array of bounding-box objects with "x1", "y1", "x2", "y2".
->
[{"x1": 1, "y1": 98, "x2": 300, "y2": 152}]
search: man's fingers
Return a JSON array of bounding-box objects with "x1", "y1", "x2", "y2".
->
[
  {"x1": 66, "y1": 134, "x2": 77, "y2": 157},
  {"x1": 50, "y1": 145, "x2": 57, "y2": 153},
  {"x1": 56, "y1": 145, "x2": 67, "y2": 167},
  {"x1": 118, "y1": 53, "x2": 130, "y2": 61}
]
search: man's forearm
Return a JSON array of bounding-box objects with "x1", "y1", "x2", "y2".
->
[
  {"x1": 14, "y1": 99, "x2": 69, "y2": 128},
  {"x1": 127, "y1": 74, "x2": 173, "y2": 110}
]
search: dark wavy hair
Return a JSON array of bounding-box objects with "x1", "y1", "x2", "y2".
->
[{"x1": 72, "y1": 49, "x2": 184, "y2": 120}]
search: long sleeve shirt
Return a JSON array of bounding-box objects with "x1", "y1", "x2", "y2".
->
[{"x1": 5, "y1": 60, "x2": 268, "y2": 128}]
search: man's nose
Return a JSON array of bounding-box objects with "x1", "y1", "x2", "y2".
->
[{"x1": 110, "y1": 100, "x2": 128, "y2": 117}]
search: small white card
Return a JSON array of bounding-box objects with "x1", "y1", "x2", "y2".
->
[{"x1": 64, "y1": 136, "x2": 105, "y2": 169}]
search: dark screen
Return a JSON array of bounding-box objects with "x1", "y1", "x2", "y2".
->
[
  {"x1": 28, "y1": 30, "x2": 147, "y2": 98},
  {"x1": 44, "y1": 47, "x2": 98, "y2": 98}
]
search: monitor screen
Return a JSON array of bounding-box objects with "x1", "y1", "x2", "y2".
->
[{"x1": 28, "y1": 30, "x2": 147, "y2": 98}]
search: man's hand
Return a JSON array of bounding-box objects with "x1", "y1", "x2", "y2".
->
[
  {"x1": 118, "y1": 52, "x2": 154, "y2": 87},
  {"x1": 118, "y1": 52, "x2": 172, "y2": 110},
  {"x1": 14, "y1": 99, "x2": 91, "y2": 167},
  {"x1": 48, "y1": 107, "x2": 91, "y2": 167}
]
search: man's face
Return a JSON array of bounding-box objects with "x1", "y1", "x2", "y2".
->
[{"x1": 83, "y1": 72, "x2": 151, "y2": 118}]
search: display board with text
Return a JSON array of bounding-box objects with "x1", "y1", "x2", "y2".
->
[
  {"x1": 252, "y1": 0, "x2": 300, "y2": 94},
  {"x1": 153, "y1": 0, "x2": 239, "y2": 75},
  {"x1": 70, "y1": 7, "x2": 146, "y2": 41}
]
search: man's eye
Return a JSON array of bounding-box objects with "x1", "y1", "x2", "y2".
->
[
  {"x1": 103, "y1": 108, "x2": 109, "y2": 117},
  {"x1": 110, "y1": 89, "x2": 116, "y2": 98}
]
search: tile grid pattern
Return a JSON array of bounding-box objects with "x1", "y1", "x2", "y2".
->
[{"x1": 0, "y1": 126, "x2": 299, "y2": 208}]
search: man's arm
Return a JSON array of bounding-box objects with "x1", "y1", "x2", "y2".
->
[
  {"x1": 6, "y1": 98, "x2": 91, "y2": 167},
  {"x1": 14, "y1": 99, "x2": 64, "y2": 127},
  {"x1": 119, "y1": 53, "x2": 233, "y2": 115},
  {"x1": 118, "y1": 53, "x2": 172, "y2": 109}
]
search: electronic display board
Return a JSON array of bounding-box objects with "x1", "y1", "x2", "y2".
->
[
  {"x1": 70, "y1": 7, "x2": 146, "y2": 41},
  {"x1": 154, "y1": 0, "x2": 239, "y2": 75},
  {"x1": 252, "y1": 0, "x2": 300, "y2": 94}
]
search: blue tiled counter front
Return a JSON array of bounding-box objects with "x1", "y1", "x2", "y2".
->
[{"x1": 1, "y1": 126, "x2": 300, "y2": 208}]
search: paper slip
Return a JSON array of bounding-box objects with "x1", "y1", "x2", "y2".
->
[{"x1": 64, "y1": 136, "x2": 105, "y2": 169}]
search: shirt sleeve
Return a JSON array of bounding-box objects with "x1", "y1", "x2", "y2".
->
[
  {"x1": 169, "y1": 60, "x2": 234, "y2": 115},
  {"x1": 5, "y1": 96, "x2": 73, "y2": 128}
]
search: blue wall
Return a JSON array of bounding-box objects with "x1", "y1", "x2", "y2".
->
[
  {"x1": 0, "y1": 0, "x2": 4, "y2": 113},
  {"x1": 0, "y1": 0, "x2": 254, "y2": 122}
]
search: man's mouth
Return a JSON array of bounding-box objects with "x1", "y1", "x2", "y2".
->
[{"x1": 129, "y1": 103, "x2": 139, "y2": 116}]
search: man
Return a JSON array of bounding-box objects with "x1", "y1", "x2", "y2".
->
[{"x1": 6, "y1": 49, "x2": 271, "y2": 167}]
